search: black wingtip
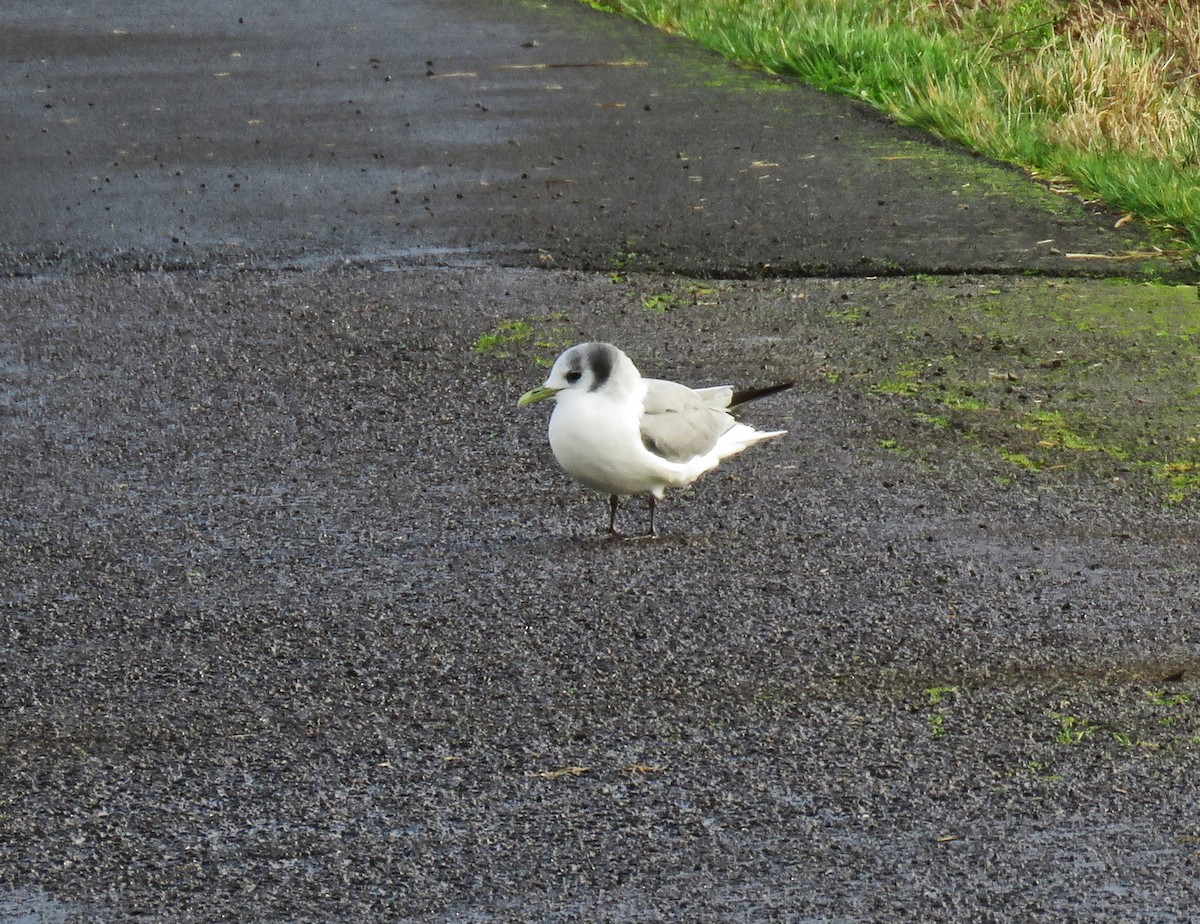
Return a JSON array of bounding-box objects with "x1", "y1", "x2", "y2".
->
[{"x1": 729, "y1": 380, "x2": 796, "y2": 408}]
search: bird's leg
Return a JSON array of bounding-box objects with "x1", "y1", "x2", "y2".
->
[{"x1": 614, "y1": 494, "x2": 652, "y2": 537}]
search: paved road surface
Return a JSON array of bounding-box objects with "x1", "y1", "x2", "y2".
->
[{"x1": 1, "y1": 0, "x2": 1181, "y2": 278}]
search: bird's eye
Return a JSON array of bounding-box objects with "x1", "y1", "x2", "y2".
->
[{"x1": 565, "y1": 371, "x2": 582, "y2": 384}]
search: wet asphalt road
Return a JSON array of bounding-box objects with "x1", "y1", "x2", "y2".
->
[
  {"x1": 0, "y1": 0, "x2": 1184, "y2": 278},
  {"x1": 3, "y1": 0, "x2": 1200, "y2": 922}
]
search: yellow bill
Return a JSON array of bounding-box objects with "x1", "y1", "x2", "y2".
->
[{"x1": 517, "y1": 385, "x2": 560, "y2": 407}]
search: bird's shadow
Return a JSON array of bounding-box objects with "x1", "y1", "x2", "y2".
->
[{"x1": 571, "y1": 530, "x2": 692, "y2": 549}]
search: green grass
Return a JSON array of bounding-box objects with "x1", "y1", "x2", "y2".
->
[
  {"x1": 925, "y1": 685, "x2": 958, "y2": 705},
  {"x1": 871, "y1": 361, "x2": 926, "y2": 396},
  {"x1": 585, "y1": 0, "x2": 1200, "y2": 248},
  {"x1": 638, "y1": 282, "x2": 721, "y2": 313},
  {"x1": 641, "y1": 292, "x2": 685, "y2": 313},
  {"x1": 998, "y1": 448, "x2": 1041, "y2": 472},
  {"x1": 1018, "y1": 409, "x2": 1128, "y2": 457},
  {"x1": 473, "y1": 319, "x2": 535, "y2": 355},
  {"x1": 1050, "y1": 711, "x2": 1099, "y2": 745},
  {"x1": 474, "y1": 316, "x2": 570, "y2": 366},
  {"x1": 1148, "y1": 460, "x2": 1200, "y2": 504}
]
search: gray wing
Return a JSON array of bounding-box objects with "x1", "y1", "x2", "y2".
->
[{"x1": 639, "y1": 379, "x2": 735, "y2": 463}]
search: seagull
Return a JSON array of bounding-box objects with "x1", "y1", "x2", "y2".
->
[{"x1": 517, "y1": 342, "x2": 793, "y2": 537}]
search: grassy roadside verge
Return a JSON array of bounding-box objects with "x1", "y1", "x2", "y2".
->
[{"x1": 584, "y1": 0, "x2": 1200, "y2": 252}]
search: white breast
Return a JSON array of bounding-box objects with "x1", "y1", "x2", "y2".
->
[{"x1": 548, "y1": 390, "x2": 675, "y2": 496}]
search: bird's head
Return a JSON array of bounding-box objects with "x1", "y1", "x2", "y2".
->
[{"x1": 517, "y1": 342, "x2": 638, "y2": 407}]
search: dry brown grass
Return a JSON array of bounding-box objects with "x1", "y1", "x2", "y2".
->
[
  {"x1": 1014, "y1": 22, "x2": 1199, "y2": 164},
  {"x1": 1060, "y1": 1, "x2": 1200, "y2": 87},
  {"x1": 929, "y1": 0, "x2": 1200, "y2": 166},
  {"x1": 1052, "y1": 1, "x2": 1200, "y2": 164}
]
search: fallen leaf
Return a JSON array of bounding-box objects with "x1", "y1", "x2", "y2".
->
[
  {"x1": 1064, "y1": 251, "x2": 1162, "y2": 261},
  {"x1": 501, "y1": 61, "x2": 647, "y2": 70}
]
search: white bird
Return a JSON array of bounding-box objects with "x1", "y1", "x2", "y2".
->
[{"x1": 517, "y1": 342, "x2": 793, "y2": 536}]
